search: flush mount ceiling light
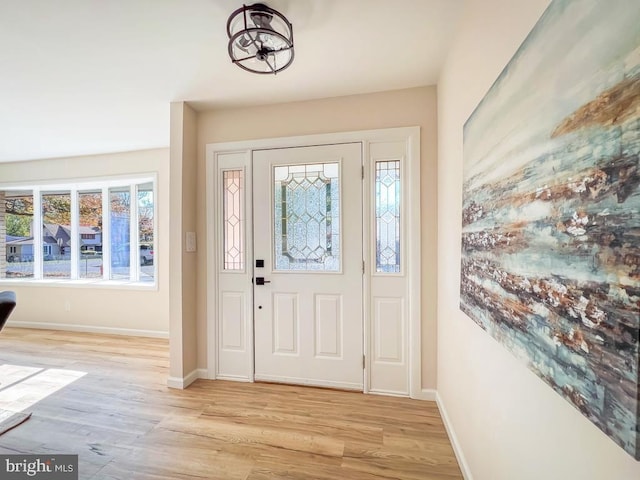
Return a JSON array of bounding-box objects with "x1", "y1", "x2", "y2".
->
[{"x1": 227, "y1": 3, "x2": 294, "y2": 75}]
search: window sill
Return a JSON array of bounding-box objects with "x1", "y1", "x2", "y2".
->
[{"x1": 0, "y1": 278, "x2": 158, "y2": 291}]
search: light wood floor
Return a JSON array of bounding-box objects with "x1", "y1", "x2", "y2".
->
[{"x1": 0, "y1": 327, "x2": 462, "y2": 480}]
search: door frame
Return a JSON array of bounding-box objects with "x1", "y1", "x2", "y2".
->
[{"x1": 205, "y1": 127, "x2": 422, "y2": 398}]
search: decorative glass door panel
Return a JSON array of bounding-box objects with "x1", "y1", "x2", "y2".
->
[
  {"x1": 223, "y1": 170, "x2": 245, "y2": 271},
  {"x1": 375, "y1": 160, "x2": 401, "y2": 273},
  {"x1": 274, "y1": 163, "x2": 340, "y2": 271}
]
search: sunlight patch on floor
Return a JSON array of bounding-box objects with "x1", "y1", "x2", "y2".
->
[
  {"x1": 0, "y1": 364, "x2": 44, "y2": 391},
  {"x1": 0, "y1": 365, "x2": 86, "y2": 413}
]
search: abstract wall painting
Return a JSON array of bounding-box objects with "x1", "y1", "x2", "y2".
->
[{"x1": 461, "y1": 0, "x2": 640, "y2": 459}]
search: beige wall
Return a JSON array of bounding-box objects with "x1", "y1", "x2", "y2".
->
[
  {"x1": 437, "y1": 0, "x2": 640, "y2": 478},
  {"x1": 181, "y1": 104, "x2": 198, "y2": 377},
  {"x1": 0, "y1": 148, "x2": 170, "y2": 335},
  {"x1": 195, "y1": 86, "x2": 439, "y2": 389},
  {"x1": 169, "y1": 102, "x2": 198, "y2": 379}
]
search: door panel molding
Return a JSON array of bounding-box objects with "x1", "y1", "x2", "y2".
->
[
  {"x1": 374, "y1": 297, "x2": 404, "y2": 363},
  {"x1": 314, "y1": 294, "x2": 343, "y2": 359},
  {"x1": 221, "y1": 291, "x2": 245, "y2": 351},
  {"x1": 206, "y1": 127, "x2": 421, "y2": 398},
  {"x1": 272, "y1": 292, "x2": 299, "y2": 355}
]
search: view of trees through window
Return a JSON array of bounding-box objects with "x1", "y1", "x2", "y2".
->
[
  {"x1": 3, "y1": 191, "x2": 34, "y2": 278},
  {"x1": 42, "y1": 192, "x2": 71, "y2": 279},
  {"x1": 0, "y1": 179, "x2": 155, "y2": 283}
]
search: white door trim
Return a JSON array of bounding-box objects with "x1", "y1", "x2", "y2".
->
[{"x1": 205, "y1": 126, "x2": 422, "y2": 398}]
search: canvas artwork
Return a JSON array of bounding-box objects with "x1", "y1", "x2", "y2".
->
[{"x1": 461, "y1": 0, "x2": 640, "y2": 459}]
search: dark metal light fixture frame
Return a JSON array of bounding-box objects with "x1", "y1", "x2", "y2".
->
[{"x1": 226, "y1": 3, "x2": 295, "y2": 75}]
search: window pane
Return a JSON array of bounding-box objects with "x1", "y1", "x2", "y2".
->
[
  {"x1": 42, "y1": 192, "x2": 71, "y2": 279},
  {"x1": 138, "y1": 183, "x2": 154, "y2": 283},
  {"x1": 375, "y1": 160, "x2": 401, "y2": 273},
  {"x1": 223, "y1": 170, "x2": 244, "y2": 270},
  {"x1": 110, "y1": 187, "x2": 130, "y2": 280},
  {"x1": 1, "y1": 191, "x2": 35, "y2": 279},
  {"x1": 273, "y1": 162, "x2": 340, "y2": 271},
  {"x1": 78, "y1": 191, "x2": 103, "y2": 279}
]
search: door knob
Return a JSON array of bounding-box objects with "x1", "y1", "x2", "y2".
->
[{"x1": 255, "y1": 277, "x2": 271, "y2": 285}]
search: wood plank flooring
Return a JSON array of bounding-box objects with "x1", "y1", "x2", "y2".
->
[{"x1": 0, "y1": 327, "x2": 462, "y2": 479}]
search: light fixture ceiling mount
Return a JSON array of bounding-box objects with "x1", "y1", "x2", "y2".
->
[{"x1": 227, "y1": 3, "x2": 295, "y2": 75}]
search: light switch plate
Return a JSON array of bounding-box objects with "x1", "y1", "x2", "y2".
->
[{"x1": 186, "y1": 232, "x2": 197, "y2": 252}]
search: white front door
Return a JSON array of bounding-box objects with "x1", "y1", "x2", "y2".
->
[{"x1": 252, "y1": 143, "x2": 363, "y2": 390}]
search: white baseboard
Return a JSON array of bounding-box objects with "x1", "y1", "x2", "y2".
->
[
  {"x1": 8, "y1": 321, "x2": 168, "y2": 338},
  {"x1": 412, "y1": 388, "x2": 437, "y2": 401},
  {"x1": 436, "y1": 392, "x2": 473, "y2": 480},
  {"x1": 182, "y1": 369, "x2": 200, "y2": 388},
  {"x1": 167, "y1": 368, "x2": 203, "y2": 389},
  {"x1": 166, "y1": 376, "x2": 186, "y2": 389}
]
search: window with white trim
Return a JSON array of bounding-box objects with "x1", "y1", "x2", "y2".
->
[{"x1": 0, "y1": 176, "x2": 156, "y2": 285}]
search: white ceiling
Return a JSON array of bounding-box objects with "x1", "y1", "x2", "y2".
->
[{"x1": 0, "y1": 0, "x2": 463, "y2": 163}]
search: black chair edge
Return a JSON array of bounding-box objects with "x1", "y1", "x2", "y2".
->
[{"x1": 0, "y1": 291, "x2": 17, "y2": 332}]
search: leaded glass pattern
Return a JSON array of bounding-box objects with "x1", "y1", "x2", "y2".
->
[
  {"x1": 375, "y1": 160, "x2": 401, "y2": 273},
  {"x1": 223, "y1": 170, "x2": 244, "y2": 270},
  {"x1": 274, "y1": 163, "x2": 340, "y2": 271}
]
